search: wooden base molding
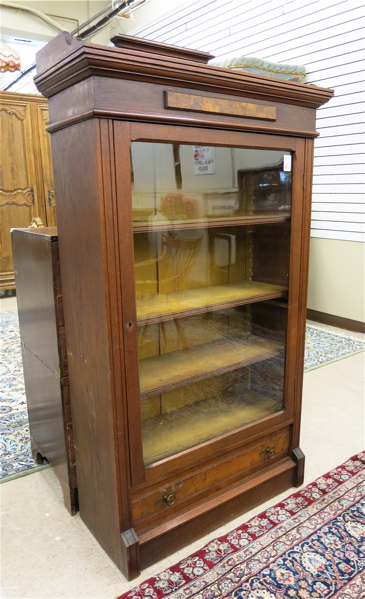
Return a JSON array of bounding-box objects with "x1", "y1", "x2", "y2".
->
[
  {"x1": 292, "y1": 447, "x2": 305, "y2": 487},
  {"x1": 138, "y1": 459, "x2": 297, "y2": 571},
  {"x1": 117, "y1": 458, "x2": 299, "y2": 579},
  {"x1": 307, "y1": 309, "x2": 365, "y2": 334}
]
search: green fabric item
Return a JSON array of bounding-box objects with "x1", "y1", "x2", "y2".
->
[{"x1": 210, "y1": 55, "x2": 306, "y2": 83}]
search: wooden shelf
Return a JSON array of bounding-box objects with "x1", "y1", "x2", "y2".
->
[
  {"x1": 137, "y1": 281, "x2": 286, "y2": 325},
  {"x1": 139, "y1": 333, "x2": 281, "y2": 398},
  {"x1": 142, "y1": 389, "x2": 282, "y2": 465},
  {"x1": 133, "y1": 213, "x2": 290, "y2": 233}
]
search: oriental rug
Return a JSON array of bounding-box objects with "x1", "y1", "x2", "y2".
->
[
  {"x1": 1, "y1": 309, "x2": 364, "y2": 480},
  {"x1": 118, "y1": 452, "x2": 365, "y2": 599},
  {"x1": 0, "y1": 309, "x2": 50, "y2": 481},
  {"x1": 304, "y1": 325, "x2": 365, "y2": 372}
]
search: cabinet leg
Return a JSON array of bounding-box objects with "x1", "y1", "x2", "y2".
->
[
  {"x1": 120, "y1": 528, "x2": 140, "y2": 580},
  {"x1": 292, "y1": 447, "x2": 305, "y2": 487}
]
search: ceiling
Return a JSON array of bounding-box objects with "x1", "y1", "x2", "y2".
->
[{"x1": 0, "y1": 0, "x2": 188, "y2": 92}]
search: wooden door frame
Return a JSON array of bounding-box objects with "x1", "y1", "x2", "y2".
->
[{"x1": 112, "y1": 122, "x2": 309, "y2": 489}]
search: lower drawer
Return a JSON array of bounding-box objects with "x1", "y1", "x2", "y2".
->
[{"x1": 132, "y1": 427, "x2": 290, "y2": 528}]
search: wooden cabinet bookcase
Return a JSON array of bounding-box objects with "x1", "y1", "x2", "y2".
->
[
  {"x1": 0, "y1": 92, "x2": 57, "y2": 290},
  {"x1": 35, "y1": 33, "x2": 333, "y2": 580}
]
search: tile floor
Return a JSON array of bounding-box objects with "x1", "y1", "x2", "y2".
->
[{"x1": 1, "y1": 294, "x2": 364, "y2": 598}]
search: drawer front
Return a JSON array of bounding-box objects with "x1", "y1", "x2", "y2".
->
[{"x1": 132, "y1": 427, "x2": 290, "y2": 526}]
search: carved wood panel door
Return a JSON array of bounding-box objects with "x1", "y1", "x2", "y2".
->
[
  {"x1": 35, "y1": 103, "x2": 57, "y2": 227},
  {"x1": 0, "y1": 93, "x2": 56, "y2": 289}
]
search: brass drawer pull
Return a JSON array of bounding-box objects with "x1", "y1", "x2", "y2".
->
[
  {"x1": 260, "y1": 445, "x2": 276, "y2": 459},
  {"x1": 163, "y1": 492, "x2": 176, "y2": 506},
  {"x1": 155, "y1": 491, "x2": 176, "y2": 507}
]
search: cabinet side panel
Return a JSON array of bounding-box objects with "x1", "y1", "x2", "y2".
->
[{"x1": 50, "y1": 120, "x2": 124, "y2": 568}]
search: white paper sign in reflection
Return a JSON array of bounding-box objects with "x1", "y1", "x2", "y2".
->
[
  {"x1": 193, "y1": 146, "x2": 216, "y2": 175},
  {"x1": 283, "y1": 154, "x2": 292, "y2": 172}
]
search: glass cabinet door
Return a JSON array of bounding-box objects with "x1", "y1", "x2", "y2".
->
[{"x1": 131, "y1": 142, "x2": 292, "y2": 467}]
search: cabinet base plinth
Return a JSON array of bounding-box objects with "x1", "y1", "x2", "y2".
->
[
  {"x1": 292, "y1": 447, "x2": 305, "y2": 487},
  {"x1": 120, "y1": 528, "x2": 140, "y2": 581},
  {"x1": 136, "y1": 458, "x2": 297, "y2": 572}
]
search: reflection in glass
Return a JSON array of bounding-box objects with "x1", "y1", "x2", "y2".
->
[
  {"x1": 131, "y1": 142, "x2": 292, "y2": 466},
  {"x1": 131, "y1": 143, "x2": 292, "y2": 225}
]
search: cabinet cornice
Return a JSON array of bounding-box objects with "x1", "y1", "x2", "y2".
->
[{"x1": 35, "y1": 33, "x2": 333, "y2": 110}]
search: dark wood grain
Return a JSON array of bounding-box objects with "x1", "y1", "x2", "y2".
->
[
  {"x1": 289, "y1": 138, "x2": 312, "y2": 454},
  {"x1": 99, "y1": 118, "x2": 135, "y2": 528},
  {"x1": 35, "y1": 32, "x2": 332, "y2": 579},
  {"x1": 111, "y1": 34, "x2": 214, "y2": 63},
  {"x1": 113, "y1": 120, "x2": 146, "y2": 487},
  {"x1": 120, "y1": 529, "x2": 140, "y2": 581},
  {"x1": 132, "y1": 428, "x2": 290, "y2": 526},
  {"x1": 292, "y1": 447, "x2": 305, "y2": 486},
  {"x1": 139, "y1": 460, "x2": 296, "y2": 569},
  {"x1": 50, "y1": 120, "x2": 128, "y2": 571},
  {"x1": 44, "y1": 77, "x2": 318, "y2": 139},
  {"x1": 35, "y1": 33, "x2": 333, "y2": 110}
]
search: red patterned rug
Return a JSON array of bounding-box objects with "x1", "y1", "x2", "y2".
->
[{"x1": 118, "y1": 452, "x2": 365, "y2": 599}]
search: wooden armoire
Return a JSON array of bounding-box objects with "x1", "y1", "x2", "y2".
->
[
  {"x1": 35, "y1": 32, "x2": 333, "y2": 580},
  {"x1": 0, "y1": 91, "x2": 57, "y2": 290}
]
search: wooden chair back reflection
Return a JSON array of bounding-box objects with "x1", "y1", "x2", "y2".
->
[
  {"x1": 135, "y1": 234, "x2": 202, "y2": 296},
  {"x1": 159, "y1": 234, "x2": 202, "y2": 293}
]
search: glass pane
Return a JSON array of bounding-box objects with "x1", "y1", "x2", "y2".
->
[
  {"x1": 131, "y1": 142, "x2": 292, "y2": 466},
  {"x1": 131, "y1": 143, "x2": 292, "y2": 226}
]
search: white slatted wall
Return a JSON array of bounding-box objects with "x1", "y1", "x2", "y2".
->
[{"x1": 129, "y1": 0, "x2": 365, "y2": 242}]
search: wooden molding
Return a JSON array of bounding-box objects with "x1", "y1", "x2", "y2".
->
[
  {"x1": 46, "y1": 108, "x2": 320, "y2": 138},
  {"x1": 292, "y1": 447, "x2": 305, "y2": 487},
  {"x1": 0, "y1": 91, "x2": 47, "y2": 105},
  {"x1": 111, "y1": 34, "x2": 214, "y2": 63},
  {"x1": 307, "y1": 309, "x2": 365, "y2": 334},
  {"x1": 120, "y1": 528, "x2": 140, "y2": 580},
  {"x1": 35, "y1": 33, "x2": 334, "y2": 110}
]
